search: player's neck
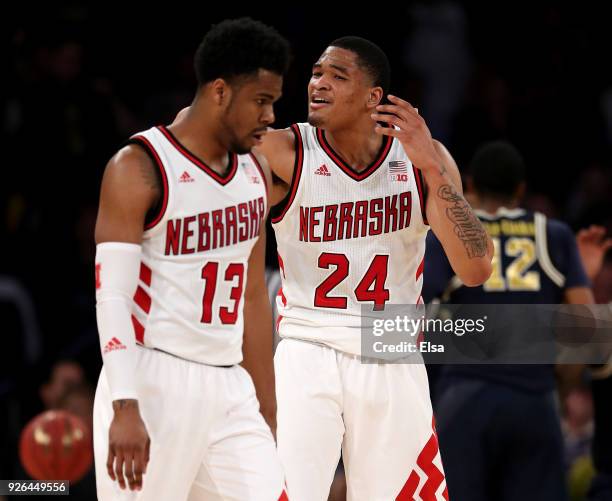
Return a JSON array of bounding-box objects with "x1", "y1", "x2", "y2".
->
[
  {"x1": 167, "y1": 109, "x2": 231, "y2": 175},
  {"x1": 475, "y1": 197, "x2": 519, "y2": 214},
  {"x1": 324, "y1": 122, "x2": 384, "y2": 173}
]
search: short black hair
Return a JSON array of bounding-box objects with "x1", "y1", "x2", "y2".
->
[
  {"x1": 194, "y1": 17, "x2": 291, "y2": 86},
  {"x1": 470, "y1": 141, "x2": 526, "y2": 198},
  {"x1": 329, "y1": 36, "x2": 391, "y2": 95}
]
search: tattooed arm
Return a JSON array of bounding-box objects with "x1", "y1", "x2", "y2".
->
[
  {"x1": 423, "y1": 142, "x2": 493, "y2": 285},
  {"x1": 372, "y1": 95, "x2": 493, "y2": 286}
]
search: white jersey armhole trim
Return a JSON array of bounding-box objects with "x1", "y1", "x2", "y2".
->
[{"x1": 534, "y1": 212, "x2": 565, "y2": 288}]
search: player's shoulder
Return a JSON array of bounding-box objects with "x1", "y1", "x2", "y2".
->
[
  {"x1": 256, "y1": 127, "x2": 295, "y2": 164},
  {"x1": 260, "y1": 127, "x2": 296, "y2": 151},
  {"x1": 432, "y1": 139, "x2": 450, "y2": 157},
  {"x1": 260, "y1": 123, "x2": 312, "y2": 148},
  {"x1": 529, "y1": 211, "x2": 577, "y2": 257},
  {"x1": 544, "y1": 214, "x2": 574, "y2": 241},
  {"x1": 103, "y1": 143, "x2": 160, "y2": 195},
  {"x1": 255, "y1": 127, "x2": 300, "y2": 186}
]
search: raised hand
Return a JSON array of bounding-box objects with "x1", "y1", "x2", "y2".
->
[
  {"x1": 371, "y1": 95, "x2": 441, "y2": 174},
  {"x1": 577, "y1": 225, "x2": 612, "y2": 280}
]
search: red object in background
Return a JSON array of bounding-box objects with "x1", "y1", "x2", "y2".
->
[{"x1": 19, "y1": 410, "x2": 93, "y2": 483}]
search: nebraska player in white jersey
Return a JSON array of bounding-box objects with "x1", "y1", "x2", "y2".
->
[
  {"x1": 258, "y1": 37, "x2": 493, "y2": 500},
  {"x1": 93, "y1": 19, "x2": 290, "y2": 500}
]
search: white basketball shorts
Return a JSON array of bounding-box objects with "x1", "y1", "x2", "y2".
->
[{"x1": 94, "y1": 346, "x2": 287, "y2": 500}]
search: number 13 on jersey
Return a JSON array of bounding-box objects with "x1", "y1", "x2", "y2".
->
[{"x1": 201, "y1": 262, "x2": 245, "y2": 324}]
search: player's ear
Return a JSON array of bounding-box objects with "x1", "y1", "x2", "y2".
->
[
  {"x1": 367, "y1": 87, "x2": 384, "y2": 109},
  {"x1": 211, "y1": 79, "x2": 231, "y2": 106}
]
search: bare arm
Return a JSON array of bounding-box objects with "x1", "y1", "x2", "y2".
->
[
  {"x1": 241, "y1": 152, "x2": 278, "y2": 436},
  {"x1": 254, "y1": 128, "x2": 296, "y2": 207},
  {"x1": 95, "y1": 145, "x2": 160, "y2": 244},
  {"x1": 372, "y1": 96, "x2": 493, "y2": 286},
  {"x1": 424, "y1": 141, "x2": 493, "y2": 286}
]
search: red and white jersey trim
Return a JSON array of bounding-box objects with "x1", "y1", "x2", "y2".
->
[
  {"x1": 127, "y1": 126, "x2": 267, "y2": 365},
  {"x1": 272, "y1": 122, "x2": 429, "y2": 355}
]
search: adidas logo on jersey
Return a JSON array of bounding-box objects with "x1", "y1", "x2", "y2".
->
[
  {"x1": 315, "y1": 164, "x2": 331, "y2": 176},
  {"x1": 103, "y1": 337, "x2": 127, "y2": 354},
  {"x1": 179, "y1": 171, "x2": 195, "y2": 183}
]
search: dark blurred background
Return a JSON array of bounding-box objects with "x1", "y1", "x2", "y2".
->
[{"x1": 1, "y1": 2, "x2": 611, "y2": 499}]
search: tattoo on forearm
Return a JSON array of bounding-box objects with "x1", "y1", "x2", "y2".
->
[{"x1": 437, "y1": 184, "x2": 488, "y2": 258}]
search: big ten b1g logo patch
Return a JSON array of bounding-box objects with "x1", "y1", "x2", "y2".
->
[
  {"x1": 389, "y1": 160, "x2": 408, "y2": 182},
  {"x1": 243, "y1": 163, "x2": 261, "y2": 184}
]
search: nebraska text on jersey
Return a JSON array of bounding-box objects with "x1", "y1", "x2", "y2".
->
[
  {"x1": 165, "y1": 197, "x2": 265, "y2": 255},
  {"x1": 271, "y1": 123, "x2": 429, "y2": 356},
  {"x1": 124, "y1": 125, "x2": 267, "y2": 366},
  {"x1": 299, "y1": 193, "x2": 413, "y2": 242}
]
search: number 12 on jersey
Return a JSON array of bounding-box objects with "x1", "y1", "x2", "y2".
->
[{"x1": 314, "y1": 253, "x2": 390, "y2": 310}]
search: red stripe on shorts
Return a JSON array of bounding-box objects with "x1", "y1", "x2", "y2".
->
[{"x1": 396, "y1": 470, "x2": 420, "y2": 500}]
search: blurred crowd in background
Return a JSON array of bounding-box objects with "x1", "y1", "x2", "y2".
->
[{"x1": 1, "y1": 2, "x2": 611, "y2": 500}]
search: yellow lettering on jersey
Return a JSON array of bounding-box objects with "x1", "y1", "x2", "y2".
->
[
  {"x1": 506, "y1": 237, "x2": 540, "y2": 290},
  {"x1": 483, "y1": 237, "x2": 506, "y2": 291},
  {"x1": 482, "y1": 221, "x2": 501, "y2": 237},
  {"x1": 483, "y1": 236, "x2": 540, "y2": 292},
  {"x1": 500, "y1": 220, "x2": 535, "y2": 237}
]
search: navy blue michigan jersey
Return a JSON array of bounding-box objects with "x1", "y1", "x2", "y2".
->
[{"x1": 423, "y1": 207, "x2": 590, "y2": 392}]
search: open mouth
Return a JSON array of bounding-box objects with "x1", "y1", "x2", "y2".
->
[
  {"x1": 310, "y1": 96, "x2": 332, "y2": 110},
  {"x1": 252, "y1": 130, "x2": 267, "y2": 144}
]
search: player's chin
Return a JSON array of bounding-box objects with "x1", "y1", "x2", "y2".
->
[
  {"x1": 307, "y1": 111, "x2": 326, "y2": 128},
  {"x1": 230, "y1": 141, "x2": 253, "y2": 155}
]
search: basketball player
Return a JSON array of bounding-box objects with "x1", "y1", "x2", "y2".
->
[
  {"x1": 257, "y1": 37, "x2": 493, "y2": 500},
  {"x1": 576, "y1": 225, "x2": 612, "y2": 501},
  {"x1": 423, "y1": 141, "x2": 594, "y2": 501},
  {"x1": 93, "y1": 19, "x2": 290, "y2": 500}
]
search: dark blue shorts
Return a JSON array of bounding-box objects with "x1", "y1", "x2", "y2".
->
[{"x1": 434, "y1": 377, "x2": 568, "y2": 501}]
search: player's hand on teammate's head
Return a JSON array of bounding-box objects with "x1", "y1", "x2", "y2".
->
[
  {"x1": 107, "y1": 399, "x2": 151, "y2": 491},
  {"x1": 577, "y1": 225, "x2": 612, "y2": 280}
]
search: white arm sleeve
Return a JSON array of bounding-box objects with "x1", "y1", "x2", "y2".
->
[{"x1": 95, "y1": 242, "x2": 142, "y2": 401}]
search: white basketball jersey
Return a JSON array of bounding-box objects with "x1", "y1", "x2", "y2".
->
[
  {"x1": 271, "y1": 123, "x2": 429, "y2": 355},
  {"x1": 128, "y1": 126, "x2": 267, "y2": 365}
]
